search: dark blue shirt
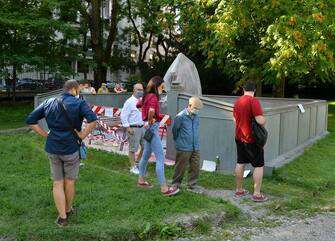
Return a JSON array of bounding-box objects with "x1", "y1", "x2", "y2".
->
[
  {"x1": 172, "y1": 108, "x2": 200, "y2": 151},
  {"x1": 26, "y1": 92, "x2": 97, "y2": 155}
]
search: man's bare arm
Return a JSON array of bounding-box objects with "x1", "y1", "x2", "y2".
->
[
  {"x1": 255, "y1": 115, "x2": 266, "y2": 125},
  {"x1": 75, "y1": 121, "x2": 97, "y2": 140},
  {"x1": 29, "y1": 124, "x2": 48, "y2": 138}
]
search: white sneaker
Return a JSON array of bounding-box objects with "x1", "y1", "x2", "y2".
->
[{"x1": 130, "y1": 166, "x2": 140, "y2": 175}]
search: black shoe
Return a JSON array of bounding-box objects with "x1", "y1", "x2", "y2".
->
[
  {"x1": 55, "y1": 216, "x2": 68, "y2": 227},
  {"x1": 66, "y1": 207, "x2": 79, "y2": 217}
]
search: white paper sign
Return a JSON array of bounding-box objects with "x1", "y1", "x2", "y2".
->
[
  {"x1": 105, "y1": 107, "x2": 114, "y2": 117},
  {"x1": 297, "y1": 104, "x2": 305, "y2": 113},
  {"x1": 201, "y1": 160, "x2": 217, "y2": 172},
  {"x1": 243, "y1": 170, "x2": 251, "y2": 178}
]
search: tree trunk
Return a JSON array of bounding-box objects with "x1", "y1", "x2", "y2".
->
[
  {"x1": 88, "y1": 0, "x2": 118, "y2": 88},
  {"x1": 83, "y1": 31, "x2": 88, "y2": 81},
  {"x1": 256, "y1": 82, "x2": 262, "y2": 97},
  {"x1": 126, "y1": 0, "x2": 143, "y2": 65},
  {"x1": 12, "y1": 65, "x2": 17, "y2": 103},
  {"x1": 93, "y1": 64, "x2": 107, "y2": 90},
  {"x1": 279, "y1": 77, "x2": 285, "y2": 98}
]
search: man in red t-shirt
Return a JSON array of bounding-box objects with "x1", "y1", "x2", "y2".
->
[{"x1": 233, "y1": 81, "x2": 268, "y2": 202}]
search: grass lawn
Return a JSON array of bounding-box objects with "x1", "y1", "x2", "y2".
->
[
  {"x1": 0, "y1": 133, "x2": 238, "y2": 241},
  {"x1": 1, "y1": 101, "x2": 334, "y2": 240},
  {"x1": 0, "y1": 101, "x2": 33, "y2": 130}
]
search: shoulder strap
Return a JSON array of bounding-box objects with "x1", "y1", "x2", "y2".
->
[
  {"x1": 56, "y1": 97, "x2": 82, "y2": 144},
  {"x1": 249, "y1": 96, "x2": 254, "y2": 117}
]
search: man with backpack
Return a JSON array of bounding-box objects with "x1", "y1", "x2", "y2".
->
[
  {"x1": 26, "y1": 80, "x2": 97, "y2": 226},
  {"x1": 233, "y1": 80, "x2": 268, "y2": 202}
]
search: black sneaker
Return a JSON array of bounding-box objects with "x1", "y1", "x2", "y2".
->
[
  {"x1": 55, "y1": 216, "x2": 68, "y2": 227},
  {"x1": 66, "y1": 207, "x2": 79, "y2": 217}
]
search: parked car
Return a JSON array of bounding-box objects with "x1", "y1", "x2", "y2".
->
[
  {"x1": 16, "y1": 78, "x2": 42, "y2": 90},
  {"x1": 106, "y1": 80, "x2": 116, "y2": 90},
  {"x1": 106, "y1": 80, "x2": 128, "y2": 91}
]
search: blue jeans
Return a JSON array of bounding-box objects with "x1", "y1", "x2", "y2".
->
[{"x1": 139, "y1": 123, "x2": 166, "y2": 185}]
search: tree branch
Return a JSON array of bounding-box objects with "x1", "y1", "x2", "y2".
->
[
  {"x1": 105, "y1": 0, "x2": 118, "y2": 61},
  {"x1": 126, "y1": 0, "x2": 143, "y2": 64},
  {"x1": 142, "y1": 32, "x2": 153, "y2": 62}
]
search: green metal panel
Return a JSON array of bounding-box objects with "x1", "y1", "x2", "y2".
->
[
  {"x1": 279, "y1": 110, "x2": 299, "y2": 154},
  {"x1": 298, "y1": 108, "x2": 311, "y2": 144},
  {"x1": 309, "y1": 106, "x2": 317, "y2": 138},
  {"x1": 316, "y1": 104, "x2": 327, "y2": 136},
  {"x1": 83, "y1": 93, "x2": 131, "y2": 108},
  {"x1": 264, "y1": 114, "x2": 280, "y2": 162}
]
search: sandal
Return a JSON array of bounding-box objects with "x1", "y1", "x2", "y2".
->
[
  {"x1": 137, "y1": 181, "x2": 154, "y2": 189},
  {"x1": 161, "y1": 186, "x2": 180, "y2": 196},
  {"x1": 251, "y1": 194, "x2": 269, "y2": 202},
  {"x1": 55, "y1": 216, "x2": 68, "y2": 227},
  {"x1": 66, "y1": 207, "x2": 79, "y2": 216},
  {"x1": 234, "y1": 189, "x2": 249, "y2": 197}
]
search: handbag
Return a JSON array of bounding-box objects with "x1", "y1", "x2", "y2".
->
[
  {"x1": 57, "y1": 97, "x2": 87, "y2": 160},
  {"x1": 143, "y1": 128, "x2": 154, "y2": 143},
  {"x1": 250, "y1": 98, "x2": 268, "y2": 147},
  {"x1": 251, "y1": 118, "x2": 268, "y2": 147},
  {"x1": 79, "y1": 142, "x2": 87, "y2": 160}
]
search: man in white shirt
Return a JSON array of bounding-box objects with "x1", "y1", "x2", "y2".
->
[{"x1": 121, "y1": 83, "x2": 145, "y2": 174}]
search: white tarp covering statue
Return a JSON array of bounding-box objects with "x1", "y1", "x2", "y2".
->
[{"x1": 163, "y1": 53, "x2": 202, "y2": 96}]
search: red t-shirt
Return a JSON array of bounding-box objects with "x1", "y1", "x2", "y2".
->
[
  {"x1": 233, "y1": 95, "x2": 263, "y2": 143},
  {"x1": 139, "y1": 93, "x2": 161, "y2": 122}
]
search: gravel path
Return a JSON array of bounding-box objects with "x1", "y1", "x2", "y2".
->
[
  {"x1": 201, "y1": 188, "x2": 335, "y2": 241},
  {"x1": 249, "y1": 212, "x2": 335, "y2": 241}
]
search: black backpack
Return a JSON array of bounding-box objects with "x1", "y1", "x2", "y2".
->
[
  {"x1": 251, "y1": 118, "x2": 268, "y2": 147},
  {"x1": 250, "y1": 98, "x2": 268, "y2": 147}
]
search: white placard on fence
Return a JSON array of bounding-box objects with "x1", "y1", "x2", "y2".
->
[
  {"x1": 105, "y1": 107, "x2": 114, "y2": 117},
  {"x1": 297, "y1": 104, "x2": 305, "y2": 113}
]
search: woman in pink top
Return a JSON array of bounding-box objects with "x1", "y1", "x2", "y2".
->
[{"x1": 137, "y1": 76, "x2": 179, "y2": 196}]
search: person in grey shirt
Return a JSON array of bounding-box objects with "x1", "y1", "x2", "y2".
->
[{"x1": 120, "y1": 83, "x2": 145, "y2": 174}]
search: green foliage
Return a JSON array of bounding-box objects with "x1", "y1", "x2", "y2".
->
[
  {"x1": 0, "y1": 101, "x2": 33, "y2": 129},
  {"x1": 158, "y1": 223, "x2": 183, "y2": 238},
  {"x1": 176, "y1": 0, "x2": 335, "y2": 96},
  {"x1": 193, "y1": 218, "x2": 211, "y2": 234},
  {"x1": 0, "y1": 0, "x2": 81, "y2": 76},
  {"x1": 261, "y1": 1, "x2": 335, "y2": 85}
]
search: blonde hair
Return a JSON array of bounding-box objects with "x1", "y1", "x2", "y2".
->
[
  {"x1": 189, "y1": 96, "x2": 203, "y2": 109},
  {"x1": 63, "y1": 79, "x2": 79, "y2": 91}
]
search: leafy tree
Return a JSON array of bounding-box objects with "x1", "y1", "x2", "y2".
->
[
  {"x1": 0, "y1": 0, "x2": 80, "y2": 101},
  {"x1": 261, "y1": 0, "x2": 335, "y2": 96},
  {"x1": 123, "y1": 0, "x2": 178, "y2": 78},
  {"x1": 78, "y1": 0, "x2": 119, "y2": 89},
  {"x1": 177, "y1": 0, "x2": 335, "y2": 97}
]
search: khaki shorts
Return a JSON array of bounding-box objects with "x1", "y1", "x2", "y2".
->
[
  {"x1": 128, "y1": 127, "x2": 144, "y2": 153},
  {"x1": 48, "y1": 151, "x2": 80, "y2": 181}
]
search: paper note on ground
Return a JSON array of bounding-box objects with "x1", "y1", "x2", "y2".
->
[
  {"x1": 243, "y1": 170, "x2": 251, "y2": 178},
  {"x1": 201, "y1": 160, "x2": 216, "y2": 172}
]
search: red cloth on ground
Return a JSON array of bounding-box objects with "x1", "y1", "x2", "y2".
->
[{"x1": 233, "y1": 95, "x2": 263, "y2": 143}]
